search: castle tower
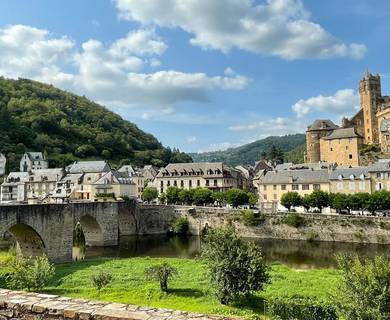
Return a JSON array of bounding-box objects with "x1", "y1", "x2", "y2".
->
[
  {"x1": 305, "y1": 120, "x2": 338, "y2": 163},
  {"x1": 359, "y1": 72, "x2": 382, "y2": 144}
]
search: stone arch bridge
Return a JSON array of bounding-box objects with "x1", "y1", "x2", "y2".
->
[{"x1": 0, "y1": 201, "x2": 180, "y2": 263}]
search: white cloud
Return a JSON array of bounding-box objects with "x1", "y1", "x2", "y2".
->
[
  {"x1": 149, "y1": 58, "x2": 161, "y2": 67},
  {"x1": 0, "y1": 24, "x2": 248, "y2": 113},
  {"x1": 198, "y1": 141, "x2": 241, "y2": 153},
  {"x1": 114, "y1": 0, "x2": 367, "y2": 60},
  {"x1": 186, "y1": 136, "x2": 197, "y2": 143},
  {"x1": 292, "y1": 89, "x2": 359, "y2": 118}
]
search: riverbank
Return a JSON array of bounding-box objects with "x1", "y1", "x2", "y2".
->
[{"x1": 40, "y1": 257, "x2": 339, "y2": 318}]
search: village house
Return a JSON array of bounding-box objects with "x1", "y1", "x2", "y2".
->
[
  {"x1": 25, "y1": 168, "x2": 65, "y2": 204},
  {"x1": 118, "y1": 165, "x2": 146, "y2": 198},
  {"x1": 0, "y1": 153, "x2": 6, "y2": 176},
  {"x1": 328, "y1": 167, "x2": 371, "y2": 194},
  {"x1": 0, "y1": 172, "x2": 28, "y2": 203},
  {"x1": 20, "y1": 152, "x2": 49, "y2": 172},
  {"x1": 153, "y1": 162, "x2": 248, "y2": 194},
  {"x1": 368, "y1": 159, "x2": 390, "y2": 191}
]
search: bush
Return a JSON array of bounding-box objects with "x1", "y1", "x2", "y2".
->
[
  {"x1": 91, "y1": 271, "x2": 113, "y2": 294},
  {"x1": 241, "y1": 210, "x2": 264, "y2": 226},
  {"x1": 145, "y1": 262, "x2": 178, "y2": 292},
  {"x1": 172, "y1": 217, "x2": 189, "y2": 235},
  {"x1": 9, "y1": 256, "x2": 55, "y2": 292},
  {"x1": 336, "y1": 254, "x2": 390, "y2": 320},
  {"x1": 201, "y1": 226, "x2": 269, "y2": 305},
  {"x1": 284, "y1": 213, "x2": 305, "y2": 228},
  {"x1": 268, "y1": 296, "x2": 338, "y2": 320}
]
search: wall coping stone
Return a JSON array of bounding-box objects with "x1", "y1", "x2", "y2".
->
[{"x1": 0, "y1": 289, "x2": 235, "y2": 320}]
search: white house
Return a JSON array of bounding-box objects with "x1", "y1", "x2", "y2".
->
[
  {"x1": 20, "y1": 152, "x2": 48, "y2": 172},
  {"x1": 0, "y1": 172, "x2": 28, "y2": 203},
  {"x1": 0, "y1": 153, "x2": 6, "y2": 176}
]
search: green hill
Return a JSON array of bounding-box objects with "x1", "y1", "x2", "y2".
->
[
  {"x1": 0, "y1": 77, "x2": 191, "y2": 172},
  {"x1": 190, "y1": 134, "x2": 306, "y2": 166}
]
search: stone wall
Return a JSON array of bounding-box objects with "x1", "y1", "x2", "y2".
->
[
  {"x1": 0, "y1": 289, "x2": 226, "y2": 320},
  {"x1": 138, "y1": 204, "x2": 390, "y2": 244}
]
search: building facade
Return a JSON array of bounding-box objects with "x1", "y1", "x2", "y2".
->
[
  {"x1": 25, "y1": 169, "x2": 65, "y2": 204},
  {"x1": 368, "y1": 160, "x2": 390, "y2": 192},
  {"x1": 0, "y1": 172, "x2": 28, "y2": 203},
  {"x1": 153, "y1": 162, "x2": 247, "y2": 194},
  {"x1": 0, "y1": 153, "x2": 6, "y2": 176},
  {"x1": 20, "y1": 152, "x2": 49, "y2": 172},
  {"x1": 329, "y1": 167, "x2": 371, "y2": 194}
]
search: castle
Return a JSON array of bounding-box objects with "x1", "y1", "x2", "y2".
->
[{"x1": 306, "y1": 72, "x2": 390, "y2": 166}]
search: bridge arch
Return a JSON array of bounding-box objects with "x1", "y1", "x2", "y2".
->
[
  {"x1": 8, "y1": 224, "x2": 46, "y2": 258},
  {"x1": 78, "y1": 215, "x2": 104, "y2": 246}
]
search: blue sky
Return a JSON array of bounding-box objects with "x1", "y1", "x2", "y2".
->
[{"x1": 0, "y1": 0, "x2": 389, "y2": 153}]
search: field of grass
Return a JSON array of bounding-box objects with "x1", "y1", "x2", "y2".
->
[{"x1": 36, "y1": 257, "x2": 339, "y2": 318}]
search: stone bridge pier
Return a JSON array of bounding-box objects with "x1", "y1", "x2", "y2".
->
[{"x1": 0, "y1": 202, "x2": 120, "y2": 263}]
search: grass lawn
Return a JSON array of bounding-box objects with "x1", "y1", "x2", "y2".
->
[{"x1": 38, "y1": 257, "x2": 341, "y2": 318}]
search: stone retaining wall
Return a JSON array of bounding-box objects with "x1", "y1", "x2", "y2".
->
[{"x1": 0, "y1": 289, "x2": 228, "y2": 320}]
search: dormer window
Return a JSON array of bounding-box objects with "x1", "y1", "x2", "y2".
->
[
  {"x1": 338, "y1": 175, "x2": 343, "y2": 181},
  {"x1": 350, "y1": 174, "x2": 355, "y2": 180}
]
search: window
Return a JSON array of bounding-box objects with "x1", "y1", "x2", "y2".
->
[
  {"x1": 197, "y1": 180, "x2": 200, "y2": 186},
  {"x1": 377, "y1": 182, "x2": 383, "y2": 190},
  {"x1": 313, "y1": 184, "x2": 321, "y2": 190},
  {"x1": 292, "y1": 184, "x2": 299, "y2": 190},
  {"x1": 263, "y1": 194, "x2": 267, "y2": 200},
  {"x1": 330, "y1": 148, "x2": 333, "y2": 151},
  {"x1": 349, "y1": 154, "x2": 353, "y2": 159},
  {"x1": 346, "y1": 146, "x2": 349, "y2": 150},
  {"x1": 263, "y1": 185, "x2": 267, "y2": 191},
  {"x1": 180, "y1": 180, "x2": 184, "y2": 188},
  {"x1": 281, "y1": 184, "x2": 286, "y2": 190},
  {"x1": 273, "y1": 185, "x2": 277, "y2": 190},
  {"x1": 206, "y1": 180, "x2": 209, "y2": 186},
  {"x1": 173, "y1": 181, "x2": 177, "y2": 186},
  {"x1": 189, "y1": 180, "x2": 192, "y2": 188},
  {"x1": 273, "y1": 194, "x2": 277, "y2": 200},
  {"x1": 214, "y1": 179, "x2": 218, "y2": 187},
  {"x1": 302, "y1": 184, "x2": 309, "y2": 190}
]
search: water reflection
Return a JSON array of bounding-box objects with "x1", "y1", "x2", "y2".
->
[{"x1": 73, "y1": 235, "x2": 390, "y2": 269}]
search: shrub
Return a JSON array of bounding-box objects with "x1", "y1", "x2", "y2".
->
[
  {"x1": 91, "y1": 271, "x2": 113, "y2": 294},
  {"x1": 305, "y1": 231, "x2": 319, "y2": 242},
  {"x1": 268, "y1": 296, "x2": 338, "y2": 320},
  {"x1": 241, "y1": 210, "x2": 264, "y2": 226},
  {"x1": 145, "y1": 262, "x2": 178, "y2": 292},
  {"x1": 201, "y1": 226, "x2": 269, "y2": 305},
  {"x1": 284, "y1": 213, "x2": 305, "y2": 228},
  {"x1": 172, "y1": 217, "x2": 189, "y2": 235},
  {"x1": 9, "y1": 256, "x2": 55, "y2": 292},
  {"x1": 336, "y1": 254, "x2": 390, "y2": 320}
]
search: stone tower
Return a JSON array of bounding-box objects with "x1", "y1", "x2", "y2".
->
[
  {"x1": 305, "y1": 120, "x2": 338, "y2": 163},
  {"x1": 359, "y1": 72, "x2": 382, "y2": 144}
]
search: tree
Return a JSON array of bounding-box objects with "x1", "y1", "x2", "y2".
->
[
  {"x1": 145, "y1": 262, "x2": 178, "y2": 292},
  {"x1": 247, "y1": 192, "x2": 258, "y2": 207},
  {"x1": 178, "y1": 189, "x2": 194, "y2": 205},
  {"x1": 336, "y1": 254, "x2": 390, "y2": 320},
  {"x1": 201, "y1": 226, "x2": 269, "y2": 305},
  {"x1": 330, "y1": 193, "x2": 350, "y2": 213},
  {"x1": 172, "y1": 216, "x2": 189, "y2": 235},
  {"x1": 142, "y1": 187, "x2": 158, "y2": 203},
  {"x1": 349, "y1": 192, "x2": 371, "y2": 211},
  {"x1": 225, "y1": 188, "x2": 249, "y2": 208},
  {"x1": 166, "y1": 186, "x2": 180, "y2": 204},
  {"x1": 192, "y1": 188, "x2": 213, "y2": 206},
  {"x1": 212, "y1": 192, "x2": 226, "y2": 206},
  {"x1": 366, "y1": 190, "x2": 390, "y2": 213},
  {"x1": 9, "y1": 256, "x2": 55, "y2": 292},
  {"x1": 280, "y1": 192, "x2": 302, "y2": 211},
  {"x1": 301, "y1": 194, "x2": 311, "y2": 212},
  {"x1": 306, "y1": 190, "x2": 329, "y2": 213},
  {"x1": 158, "y1": 192, "x2": 167, "y2": 205},
  {"x1": 91, "y1": 271, "x2": 113, "y2": 295}
]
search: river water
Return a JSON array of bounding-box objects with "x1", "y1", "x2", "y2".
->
[{"x1": 73, "y1": 235, "x2": 390, "y2": 269}]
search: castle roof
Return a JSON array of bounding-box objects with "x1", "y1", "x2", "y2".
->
[
  {"x1": 307, "y1": 120, "x2": 338, "y2": 131},
  {"x1": 321, "y1": 127, "x2": 362, "y2": 140}
]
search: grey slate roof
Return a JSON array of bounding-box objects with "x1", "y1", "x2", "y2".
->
[
  {"x1": 307, "y1": 120, "x2": 338, "y2": 131},
  {"x1": 321, "y1": 127, "x2": 362, "y2": 140},
  {"x1": 329, "y1": 167, "x2": 370, "y2": 180},
  {"x1": 156, "y1": 162, "x2": 228, "y2": 178},
  {"x1": 26, "y1": 152, "x2": 45, "y2": 161},
  {"x1": 368, "y1": 160, "x2": 390, "y2": 172},
  {"x1": 260, "y1": 169, "x2": 329, "y2": 184},
  {"x1": 68, "y1": 161, "x2": 111, "y2": 174},
  {"x1": 28, "y1": 168, "x2": 64, "y2": 182},
  {"x1": 275, "y1": 162, "x2": 332, "y2": 171}
]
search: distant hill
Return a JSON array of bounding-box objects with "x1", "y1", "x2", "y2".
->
[
  {"x1": 190, "y1": 134, "x2": 306, "y2": 166},
  {"x1": 0, "y1": 77, "x2": 192, "y2": 172}
]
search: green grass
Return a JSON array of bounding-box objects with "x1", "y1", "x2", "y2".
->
[{"x1": 37, "y1": 257, "x2": 340, "y2": 318}]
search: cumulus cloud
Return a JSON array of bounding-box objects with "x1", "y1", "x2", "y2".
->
[
  {"x1": 114, "y1": 0, "x2": 367, "y2": 60},
  {"x1": 292, "y1": 89, "x2": 359, "y2": 118},
  {"x1": 0, "y1": 24, "x2": 248, "y2": 111}
]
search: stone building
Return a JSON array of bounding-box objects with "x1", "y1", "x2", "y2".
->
[
  {"x1": 368, "y1": 159, "x2": 390, "y2": 191},
  {"x1": 328, "y1": 167, "x2": 371, "y2": 194},
  {"x1": 319, "y1": 128, "x2": 363, "y2": 167},
  {"x1": 0, "y1": 172, "x2": 28, "y2": 203},
  {"x1": 0, "y1": 153, "x2": 6, "y2": 176},
  {"x1": 256, "y1": 168, "x2": 330, "y2": 204},
  {"x1": 153, "y1": 162, "x2": 247, "y2": 194},
  {"x1": 20, "y1": 152, "x2": 48, "y2": 172},
  {"x1": 306, "y1": 72, "x2": 390, "y2": 166}
]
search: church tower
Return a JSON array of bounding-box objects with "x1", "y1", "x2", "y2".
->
[{"x1": 359, "y1": 72, "x2": 382, "y2": 144}]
